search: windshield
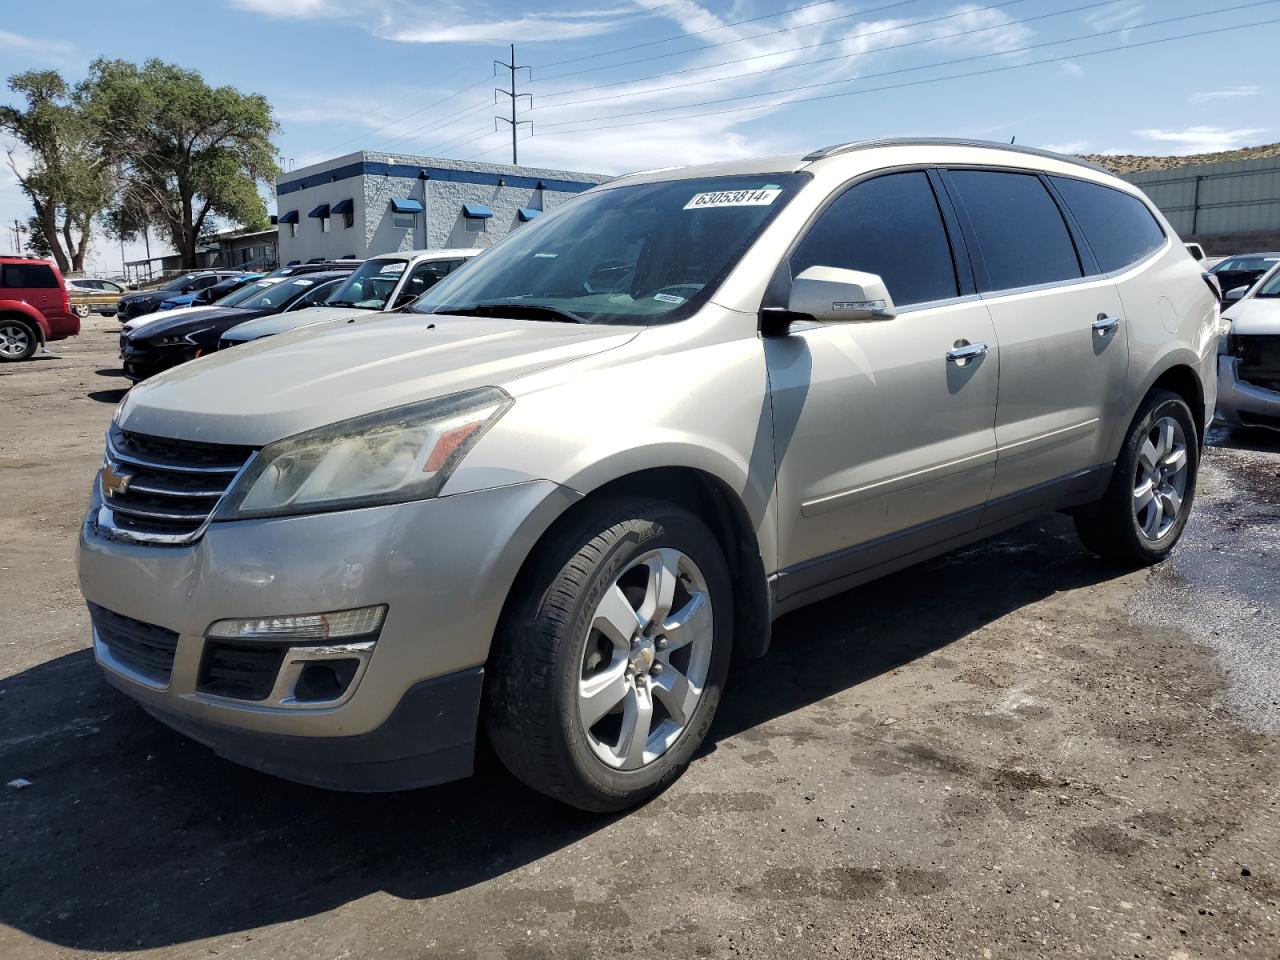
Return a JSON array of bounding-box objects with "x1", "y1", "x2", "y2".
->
[
  {"x1": 161, "y1": 273, "x2": 201, "y2": 291},
  {"x1": 412, "y1": 173, "x2": 810, "y2": 326},
  {"x1": 1215, "y1": 256, "x2": 1280, "y2": 273},
  {"x1": 1256, "y1": 265, "x2": 1280, "y2": 298},
  {"x1": 216, "y1": 277, "x2": 280, "y2": 307},
  {"x1": 231, "y1": 275, "x2": 326, "y2": 311},
  {"x1": 326, "y1": 259, "x2": 408, "y2": 310}
]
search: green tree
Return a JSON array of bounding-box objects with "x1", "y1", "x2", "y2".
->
[
  {"x1": 86, "y1": 59, "x2": 278, "y2": 268},
  {"x1": 0, "y1": 70, "x2": 112, "y2": 272}
]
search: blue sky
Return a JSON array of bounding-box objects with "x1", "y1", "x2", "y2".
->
[{"x1": 1, "y1": 0, "x2": 1276, "y2": 271}]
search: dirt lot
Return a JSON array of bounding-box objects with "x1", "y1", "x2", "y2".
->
[{"x1": 2, "y1": 318, "x2": 1278, "y2": 960}]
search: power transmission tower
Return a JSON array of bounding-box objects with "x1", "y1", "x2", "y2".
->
[{"x1": 494, "y1": 44, "x2": 532, "y2": 165}]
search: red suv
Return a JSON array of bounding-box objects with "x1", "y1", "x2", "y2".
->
[{"x1": 0, "y1": 255, "x2": 80, "y2": 362}]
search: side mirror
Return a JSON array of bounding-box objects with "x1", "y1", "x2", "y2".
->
[
  {"x1": 787, "y1": 266, "x2": 897, "y2": 323},
  {"x1": 1224, "y1": 285, "x2": 1248, "y2": 304}
]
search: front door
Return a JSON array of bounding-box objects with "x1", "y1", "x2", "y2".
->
[{"x1": 765, "y1": 170, "x2": 999, "y2": 600}]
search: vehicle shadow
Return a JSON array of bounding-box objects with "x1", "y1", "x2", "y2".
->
[
  {"x1": 0, "y1": 515, "x2": 1121, "y2": 951},
  {"x1": 88, "y1": 388, "x2": 128, "y2": 404},
  {"x1": 1208, "y1": 423, "x2": 1280, "y2": 454}
]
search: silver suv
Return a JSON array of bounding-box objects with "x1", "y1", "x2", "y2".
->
[{"x1": 79, "y1": 139, "x2": 1218, "y2": 811}]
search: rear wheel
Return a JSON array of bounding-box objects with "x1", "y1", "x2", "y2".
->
[
  {"x1": 73, "y1": 303, "x2": 92, "y2": 318},
  {"x1": 1074, "y1": 389, "x2": 1199, "y2": 564},
  {"x1": 485, "y1": 498, "x2": 732, "y2": 812},
  {"x1": 0, "y1": 319, "x2": 37, "y2": 362}
]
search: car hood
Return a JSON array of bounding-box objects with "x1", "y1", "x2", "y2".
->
[
  {"x1": 221, "y1": 305, "x2": 370, "y2": 342},
  {"x1": 130, "y1": 307, "x2": 254, "y2": 342},
  {"x1": 1224, "y1": 297, "x2": 1280, "y2": 335},
  {"x1": 122, "y1": 304, "x2": 221, "y2": 333},
  {"x1": 119, "y1": 313, "x2": 642, "y2": 446}
]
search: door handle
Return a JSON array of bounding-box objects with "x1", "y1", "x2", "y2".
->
[
  {"x1": 946, "y1": 340, "x2": 989, "y2": 364},
  {"x1": 1092, "y1": 314, "x2": 1122, "y2": 334}
]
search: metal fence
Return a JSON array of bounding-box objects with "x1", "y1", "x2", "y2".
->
[{"x1": 1123, "y1": 156, "x2": 1280, "y2": 240}]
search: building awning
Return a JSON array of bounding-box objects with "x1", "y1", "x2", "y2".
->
[
  {"x1": 463, "y1": 203, "x2": 494, "y2": 219},
  {"x1": 331, "y1": 198, "x2": 354, "y2": 215},
  {"x1": 308, "y1": 203, "x2": 331, "y2": 219},
  {"x1": 278, "y1": 210, "x2": 300, "y2": 224},
  {"x1": 286, "y1": 259, "x2": 300, "y2": 266},
  {"x1": 390, "y1": 198, "x2": 423, "y2": 214},
  {"x1": 517, "y1": 207, "x2": 542, "y2": 222}
]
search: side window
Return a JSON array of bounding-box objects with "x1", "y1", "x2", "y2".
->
[
  {"x1": 1, "y1": 263, "x2": 59, "y2": 288},
  {"x1": 1050, "y1": 176, "x2": 1166, "y2": 274},
  {"x1": 947, "y1": 170, "x2": 1082, "y2": 291},
  {"x1": 789, "y1": 171, "x2": 959, "y2": 307}
]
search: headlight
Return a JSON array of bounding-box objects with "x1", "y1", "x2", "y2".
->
[
  {"x1": 214, "y1": 387, "x2": 512, "y2": 521},
  {"x1": 153, "y1": 326, "x2": 211, "y2": 347}
]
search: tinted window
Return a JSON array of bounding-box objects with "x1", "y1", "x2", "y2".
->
[
  {"x1": 790, "y1": 171, "x2": 958, "y2": 307},
  {"x1": 1050, "y1": 177, "x2": 1165, "y2": 273},
  {"x1": 2, "y1": 263, "x2": 59, "y2": 289},
  {"x1": 948, "y1": 170, "x2": 1081, "y2": 291}
]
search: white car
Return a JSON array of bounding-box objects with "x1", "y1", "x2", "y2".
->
[
  {"x1": 216, "y1": 249, "x2": 476, "y2": 348},
  {"x1": 1218, "y1": 261, "x2": 1280, "y2": 431}
]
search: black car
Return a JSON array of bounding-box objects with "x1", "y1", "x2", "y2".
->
[
  {"x1": 115, "y1": 271, "x2": 245, "y2": 322},
  {"x1": 1210, "y1": 253, "x2": 1280, "y2": 301},
  {"x1": 121, "y1": 271, "x2": 349, "y2": 381}
]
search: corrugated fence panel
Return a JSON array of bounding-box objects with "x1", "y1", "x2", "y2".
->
[{"x1": 1122, "y1": 156, "x2": 1280, "y2": 238}]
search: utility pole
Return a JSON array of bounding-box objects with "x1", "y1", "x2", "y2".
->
[
  {"x1": 494, "y1": 44, "x2": 531, "y2": 165},
  {"x1": 13, "y1": 219, "x2": 23, "y2": 256}
]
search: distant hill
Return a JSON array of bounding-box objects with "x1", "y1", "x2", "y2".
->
[{"x1": 1081, "y1": 142, "x2": 1280, "y2": 176}]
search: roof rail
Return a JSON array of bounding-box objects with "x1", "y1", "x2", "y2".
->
[{"x1": 802, "y1": 137, "x2": 1110, "y2": 174}]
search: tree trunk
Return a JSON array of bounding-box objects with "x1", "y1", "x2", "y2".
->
[{"x1": 35, "y1": 201, "x2": 70, "y2": 273}]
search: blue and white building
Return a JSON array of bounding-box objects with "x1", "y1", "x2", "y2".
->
[{"x1": 274, "y1": 151, "x2": 608, "y2": 264}]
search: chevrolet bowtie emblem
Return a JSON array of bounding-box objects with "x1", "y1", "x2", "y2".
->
[{"x1": 101, "y1": 462, "x2": 132, "y2": 497}]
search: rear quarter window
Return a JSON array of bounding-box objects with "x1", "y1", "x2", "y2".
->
[
  {"x1": 947, "y1": 170, "x2": 1083, "y2": 292},
  {"x1": 1, "y1": 263, "x2": 60, "y2": 289},
  {"x1": 1050, "y1": 177, "x2": 1166, "y2": 273}
]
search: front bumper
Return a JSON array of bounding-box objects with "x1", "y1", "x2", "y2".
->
[
  {"x1": 1216, "y1": 355, "x2": 1280, "y2": 430},
  {"x1": 78, "y1": 479, "x2": 579, "y2": 790},
  {"x1": 120, "y1": 343, "x2": 188, "y2": 381}
]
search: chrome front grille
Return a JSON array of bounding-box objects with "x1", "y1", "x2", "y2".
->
[{"x1": 95, "y1": 425, "x2": 255, "y2": 545}]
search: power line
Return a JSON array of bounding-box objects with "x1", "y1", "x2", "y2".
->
[
  {"x1": 526, "y1": 13, "x2": 1280, "y2": 140},
  {"x1": 368, "y1": 96, "x2": 496, "y2": 154},
  {"x1": 534, "y1": 0, "x2": 1280, "y2": 131},
  {"x1": 326, "y1": 74, "x2": 494, "y2": 154},
  {"x1": 538, "y1": 0, "x2": 1097, "y2": 107},
  {"x1": 534, "y1": 0, "x2": 926, "y2": 70}
]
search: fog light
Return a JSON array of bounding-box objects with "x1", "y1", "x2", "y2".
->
[
  {"x1": 295, "y1": 659, "x2": 361, "y2": 702},
  {"x1": 206, "y1": 605, "x2": 386, "y2": 641}
]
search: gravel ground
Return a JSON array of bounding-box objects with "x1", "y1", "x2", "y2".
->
[{"x1": 1, "y1": 318, "x2": 1277, "y2": 960}]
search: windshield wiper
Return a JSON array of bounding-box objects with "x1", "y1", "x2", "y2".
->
[{"x1": 434, "y1": 301, "x2": 583, "y2": 324}]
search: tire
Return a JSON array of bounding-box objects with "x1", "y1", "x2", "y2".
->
[
  {"x1": 0, "y1": 318, "x2": 38, "y2": 362},
  {"x1": 1074, "y1": 389, "x2": 1199, "y2": 564},
  {"x1": 485, "y1": 497, "x2": 733, "y2": 812},
  {"x1": 74, "y1": 303, "x2": 91, "y2": 318}
]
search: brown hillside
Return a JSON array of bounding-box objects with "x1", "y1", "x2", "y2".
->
[{"x1": 1080, "y1": 142, "x2": 1280, "y2": 176}]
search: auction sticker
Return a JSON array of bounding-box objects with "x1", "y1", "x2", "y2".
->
[{"x1": 684, "y1": 187, "x2": 781, "y2": 210}]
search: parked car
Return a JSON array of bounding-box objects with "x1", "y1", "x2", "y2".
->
[
  {"x1": 1210, "y1": 253, "x2": 1280, "y2": 303},
  {"x1": 157, "y1": 273, "x2": 264, "y2": 311},
  {"x1": 115, "y1": 271, "x2": 244, "y2": 322},
  {"x1": 1217, "y1": 261, "x2": 1280, "y2": 431},
  {"x1": 119, "y1": 262, "x2": 358, "y2": 339},
  {"x1": 217, "y1": 250, "x2": 475, "y2": 348},
  {"x1": 79, "y1": 138, "x2": 1217, "y2": 811},
  {"x1": 0, "y1": 255, "x2": 79, "y2": 361},
  {"x1": 67, "y1": 276, "x2": 129, "y2": 318},
  {"x1": 121, "y1": 271, "x2": 349, "y2": 380}
]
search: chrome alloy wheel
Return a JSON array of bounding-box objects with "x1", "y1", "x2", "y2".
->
[
  {"x1": 578, "y1": 548, "x2": 714, "y2": 770},
  {"x1": 1133, "y1": 415, "x2": 1189, "y2": 542},
  {"x1": 0, "y1": 322, "x2": 32, "y2": 359}
]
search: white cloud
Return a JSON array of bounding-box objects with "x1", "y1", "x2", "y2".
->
[
  {"x1": 0, "y1": 28, "x2": 75, "y2": 63},
  {"x1": 1042, "y1": 140, "x2": 1088, "y2": 154},
  {"x1": 1134, "y1": 126, "x2": 1269, "y2": 155},
  {"x1": 1190, "y1": 85, "x2": 1261, "y2": 105},
  {"x1": 1060, "y1": 61, "x2": 1085, "y2": 79},
  {"x1": 1082, "y1": 1, "x2": 1143, "y2": 34}
]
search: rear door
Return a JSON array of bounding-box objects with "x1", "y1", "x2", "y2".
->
[
  {"x1": 766, "y1": 169, "x2": 1000, "y2": 593},
  {"x1": 942, "y1": 168, "x2": 1128, "y2": 504},
  {"x1": 1, "y1": 261, "x2": 60, "y2": 316}
]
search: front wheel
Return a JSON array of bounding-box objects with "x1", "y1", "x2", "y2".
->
[
  {"x1": 485, "y1": 498, "x2": 732, "y2": 812},
  {"x1": 1074, "y1": 389, "x2": 1199, "y2": 564},
  {"x1": 73, "y1": 303, "x2": 92, "y2": 318}
]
